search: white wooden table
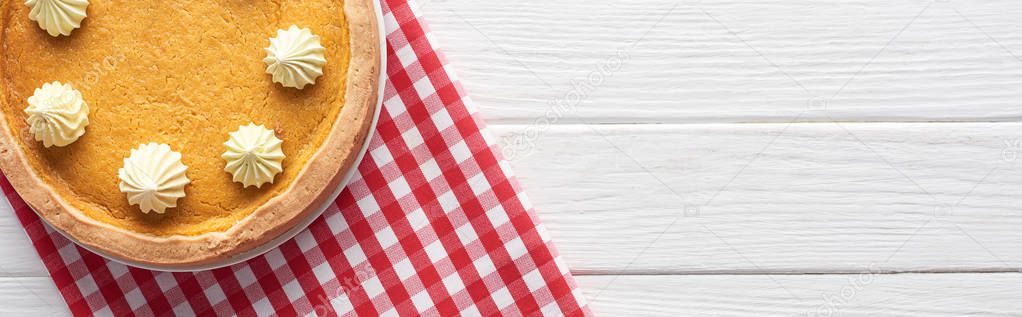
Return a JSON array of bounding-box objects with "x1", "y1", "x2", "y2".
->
[{"x1": 5, "y1": 0, "x2": 1022, "y2": 315}]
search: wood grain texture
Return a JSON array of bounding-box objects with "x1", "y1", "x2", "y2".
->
[
  {"x1": 422, "y1": 0, "x2": 1022, "y2": 123},
  {"x1": 0, "y1": 278, "x2": 68, "y2": 316},
  {"x1": 0, "y1": 273, "x2": 1019, "y2": 316},
  {"x1": 491, "y1": 123, "x2": 1022, "y2": 273},
  {"x1": 577, "y1": 274, "x2": 1022, "y2": 316},
  {"x1": 0, "y1": 200, "x2": 50, "y2": 276},
  {"x1": 0, "y1": 122, "x2": 1020, "y2": 276}
]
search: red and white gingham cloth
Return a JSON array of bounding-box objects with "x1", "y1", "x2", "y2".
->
[{"x1": 0, "y1": 0, "x2": 589, "y2": 315}]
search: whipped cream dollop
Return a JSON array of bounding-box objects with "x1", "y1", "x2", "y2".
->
[
  {"x1": 263, "y1": 25, "x2": 327, "y2": 89},
  {"x1": 118, "y1": 143, "x2": 190, "y2": 214},
  {"x1": 25, "y1": 0, "x2": 89, "y2": 37},
  {"x1": 222, "y1": 123, "x2": 285, "y2": 188},
  {"x1": 24, "y1": 81, "x2": 90, "y2": 148}
]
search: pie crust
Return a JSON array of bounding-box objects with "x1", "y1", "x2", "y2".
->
[{"x1": 0, "y1": 0, "x2": 380, "y2": 267}]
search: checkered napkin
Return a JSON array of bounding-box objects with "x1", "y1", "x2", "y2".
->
[{"x1": 0, "y1": 0, "x2": 589, "y2": 315}]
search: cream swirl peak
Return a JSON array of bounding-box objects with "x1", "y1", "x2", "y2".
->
[
  {"x1": 24, "y1": 81, "x2": 90, "y2": 148},
  {"x1": 263, "y1": 25, "x2": 327, "y2": 89},
  {"x1": 25, "y1": 0, "x2": 89, "y2": 37},
  {"x1": 222, "y1": 123, "x2": 285, "y2": 188},
  {"x1": 118, "y1": 143, "x2": 190, "y2": 214}
]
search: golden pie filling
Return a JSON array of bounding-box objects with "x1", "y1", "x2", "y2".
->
[{"x1": 1, "y1": 1, "x2": 351, "y2": 236}]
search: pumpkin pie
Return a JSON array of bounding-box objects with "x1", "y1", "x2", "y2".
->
[{"x1": 0, "y1": 0, "x2": 380, "y2": 267}]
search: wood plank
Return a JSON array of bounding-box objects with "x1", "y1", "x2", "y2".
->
[
  {"x1": 577, "y1": 274, "x2": 1022, "y2": 316},
  {"x1": 422, "y1": 0, "x2": 1022, "y2": 123},
  {"x1": 1, "y1": 274, "x2": 1021, "y2": 316},
  {"x1": 0, "y1": 200, "x2": 50, "y2": 276},
  {"x1": 0, "y1": 277, "x2": 67, "y2": 315},
  {"x1": 1, "y1": 123, "x2": 1021, "y2": 275},
  {"x1": 491, "y1": 123, "x2": 1022, "y2": 273}
]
